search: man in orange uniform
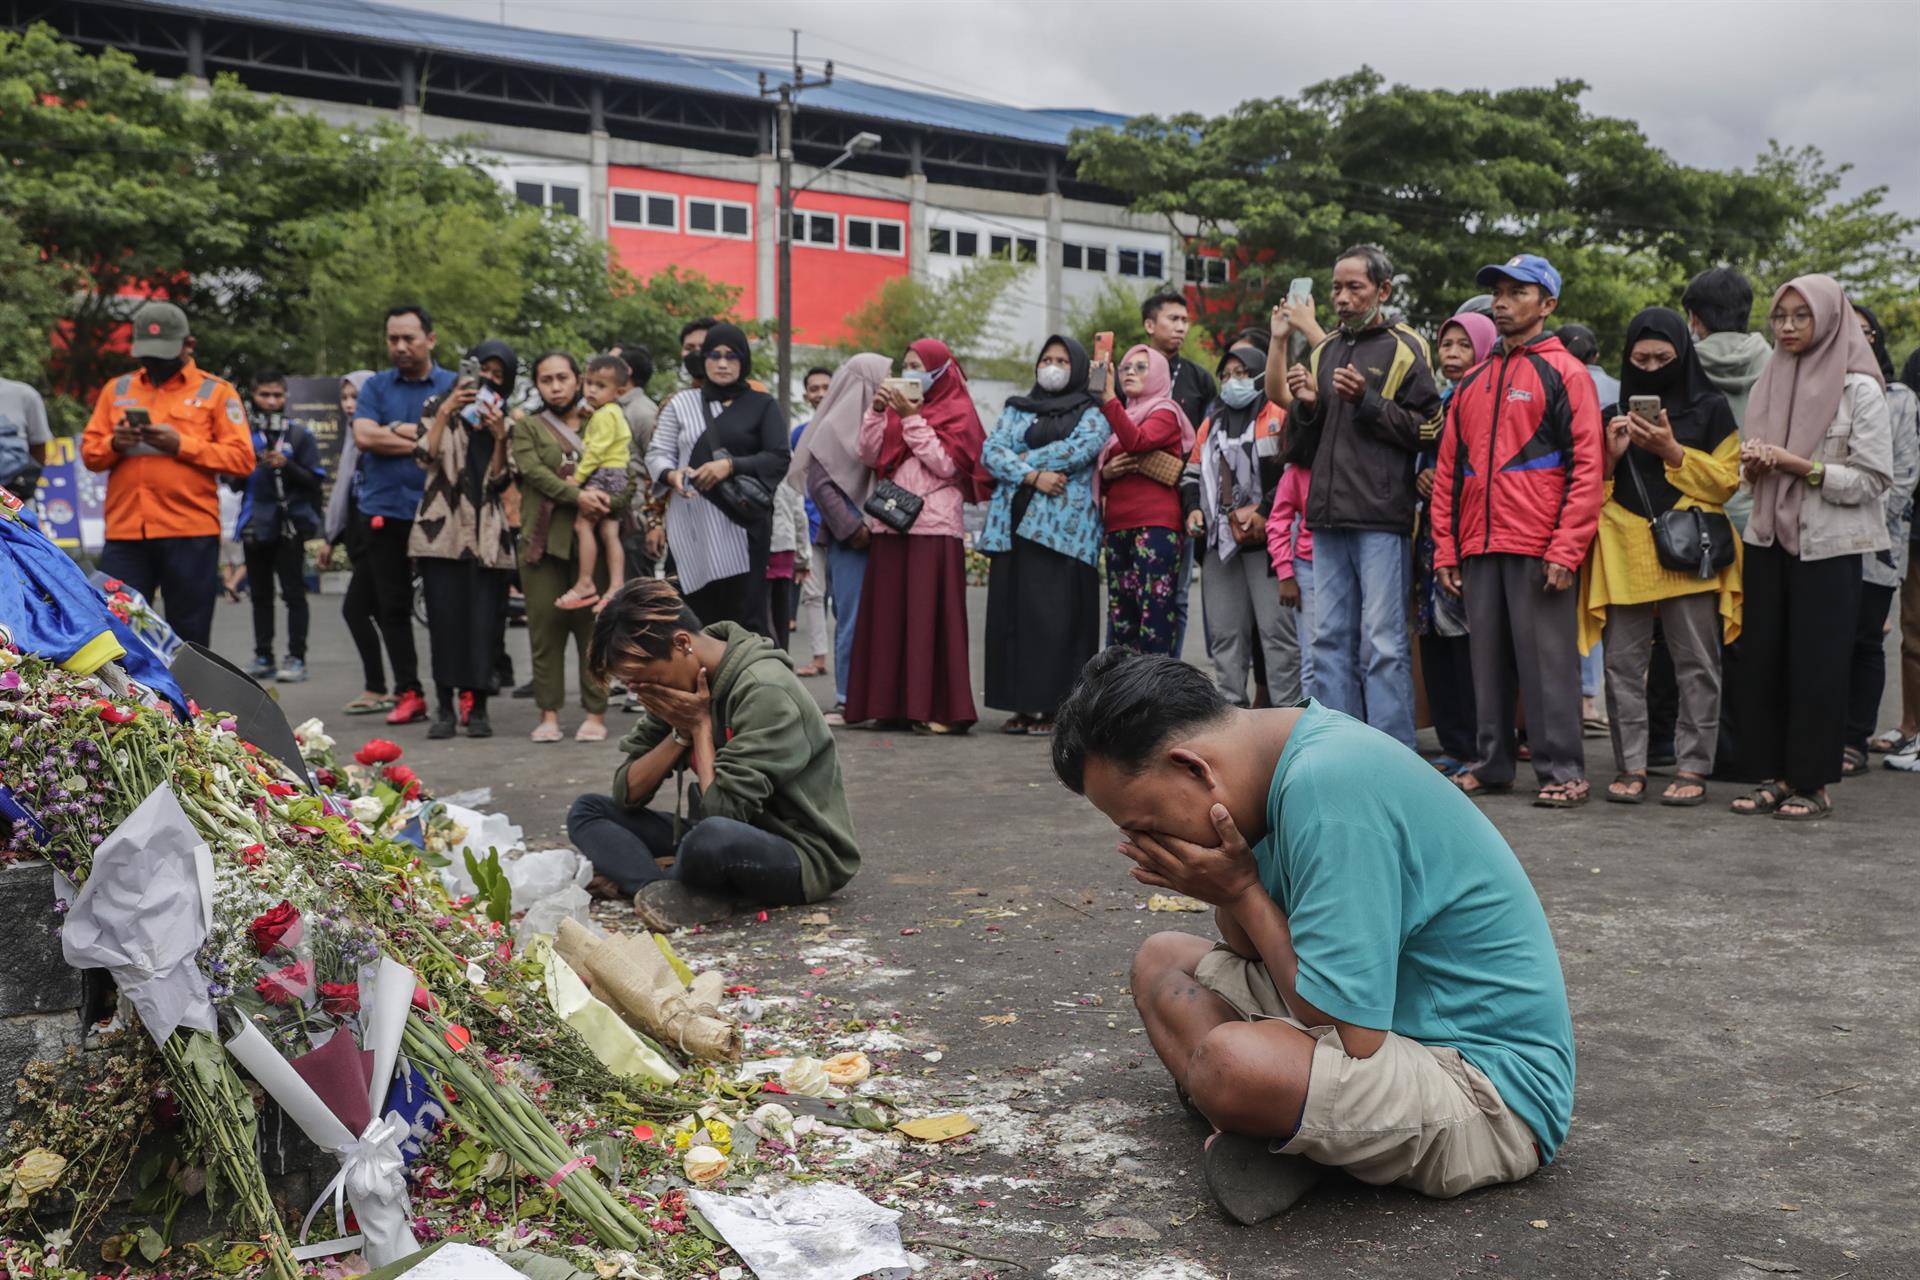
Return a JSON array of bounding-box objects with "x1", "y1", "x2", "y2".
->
[{"x1": 81, "y1": 301, "x2": 256, "y2": 647}]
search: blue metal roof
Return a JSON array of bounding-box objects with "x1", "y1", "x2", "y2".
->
[{"x1": 139, "y1": 0, "x2": 1130, "y2": 147}]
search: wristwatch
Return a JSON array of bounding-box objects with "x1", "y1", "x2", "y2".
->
[
  {"x1": 671, "y1": 728, "x2": 691, "y2": 747},
  {"x1": 1806, "y1": 460, "x2": 1827, "y2": 488}
]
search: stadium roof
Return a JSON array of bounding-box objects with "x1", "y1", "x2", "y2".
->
[{"x1": 135, "y1": 0, "x2": 1132, "y2": 148}]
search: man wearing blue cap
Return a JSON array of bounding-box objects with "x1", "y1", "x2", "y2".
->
[{"x1": 1429, "y1": 254, "x2": 1605, "y2": 807}]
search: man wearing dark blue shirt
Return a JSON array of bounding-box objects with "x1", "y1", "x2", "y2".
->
[{"x1": 349, "y1": 304, "x2": 456, "y2": 725}]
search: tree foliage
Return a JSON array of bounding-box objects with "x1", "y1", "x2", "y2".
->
[
  {"x1": 0, "y1": 23, "x2": 742, "y2": 421},
  {"x1": 1071, "y1": 69, "x2": 1917, "y2": 358},
  {"x1": 839, "y1": 260, "x2": 1024, "y2": 369}
]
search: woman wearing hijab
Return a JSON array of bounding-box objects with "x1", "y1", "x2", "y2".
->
[
  {"x1": 327, "y1": 370, "x2": 395, "y2": 716},
  {"x1": 1096, "y1": 345, "x2": 1193, "y2": 656},
  {"x1": 647, "y1": 324, "x2": 790, "y2": 638},
  {"x1": 845, "y1": 338, "x2": 988, "y2": 734},
  {"x1": 411, "y1": 339, "x2": 518, "y2": 739},
  {"x1": 1578, "y1": 308, "x2": 1742, "y2": 807},
  {"x1": 980, "y1": 335, "x2": 1110, "y2": 734},
  {"x1": 1843, "y1": 305, "x2": 1920, "y2": 770},
  {"x1": 514, "y1": 351, "x2": 631, "y2": 743},
  {"x1": 790, "y1": 354, "x2": 890, "y2": 720},
  {"x1": 1180, "y1": 341, "x2": 1293, "y2": 706},
  {"x1": 1730, "y1": 275, "x2": 1893, "y2": 820},
  {"x1": 1416, "y1": 311, "x2": 1496, "y2": 774}
]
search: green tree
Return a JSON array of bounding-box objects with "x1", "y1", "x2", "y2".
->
[
  {"x1": 0, "y1": 211, "x2": 82, "y2": 428},
  {"x1": 1062, "y1": 276, "x2": 1213, "y2": 362},
  {"x1": 1070, "y1": 70, "x2": 1818, "y2": 354},
  {"x1": 839, "y1": 259, "x2": 1024, "y2": 368}
]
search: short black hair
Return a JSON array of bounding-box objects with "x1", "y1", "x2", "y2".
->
[
  {"x1": 1051, "y1": 648, "x2": 1230, "y2": 795},
  {"x1": 1336, "y1": 244, "x2": 1393, "y2": 288},
  {"x1": 586, "y1": 353, "x2": 631, "y2": 383},
  {"x1": 1141, "y1": 290, "x2": 1187, "y2": 324},
  {"x1": 1555, "y1": 323, "x2": 1598, "y2": 364},
  {"x1": 385, "y1": 304, "x2": 434, "y2": 334},
  {"x1": 803, "y1": 366, "x2": 833, "y2": 384},
  {"x1": 679, "y1": 316, "x2": 719, "y2": 344},
  {"x1": 1681, "y1": 267, "x2": 1753, "y2": 336},
  {"x1": 609, "y1": 342, "x2": 654, "y2": 388},
  {"x1": 588, "y1": 578, "x2": 705, "y2": 682},
  {"x1": 252, "y1": 367, "x2": 288, "y2": 388}
]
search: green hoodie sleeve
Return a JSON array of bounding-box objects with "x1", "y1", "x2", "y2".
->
[
  {"x1": 610, "y1": 713, "x2": 674, "y2": 809},
  {"x1": 697, "y1": 683, "x2": 817, "y2": 826}
]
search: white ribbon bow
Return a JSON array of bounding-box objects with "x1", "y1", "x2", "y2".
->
[{"x1": 296, "y1": 1113, "x2": 411, "y2": 1261}]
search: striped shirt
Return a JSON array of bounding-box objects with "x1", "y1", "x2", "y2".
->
[{"x1": 646, "y1": 388, "x2": 751, "y2": 594}]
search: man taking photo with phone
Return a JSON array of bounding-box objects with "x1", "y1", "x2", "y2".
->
[{"x1": 81, "y1": 300, "x2": 256, "y2": 647}]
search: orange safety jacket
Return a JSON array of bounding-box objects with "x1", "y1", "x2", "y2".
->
[{"x1": 81, "y1": 359, "x2": 257, "y2": 540}]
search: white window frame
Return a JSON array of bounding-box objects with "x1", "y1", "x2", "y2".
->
[
  {"x1": 796, "y1": 210, "x2": 838, "y2": 249},
  {"x1": 687, "y1": 196, "x2": 754, "y2": 241},
  {"x1": 845, "y1": 215, "x2": 907, "y2": 257},
  {"x1": 515, "y1": 180, "x2": 582, "y2": 217},
  {"x1": 609, "y1": 188, "x2": 679, "y2": 232}
]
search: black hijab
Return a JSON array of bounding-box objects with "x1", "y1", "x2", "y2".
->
[
  {"x1": 1615, "y1": 307, "x2": 1736, "y2": 518},
  {"x1": 1006, "y1": 334, "x2": 1093, "y2": 448},
  {"x1": 701, "y1": 324, "x2": 755, "y2": 407},
  {"x1": 1854, "y1": 304, "x2": 1897, "y2": 382},
  {"x1": 1209, "y1": 342, "x2": 1270, "y2": 438}
]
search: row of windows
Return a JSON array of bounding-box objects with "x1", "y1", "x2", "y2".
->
[{"x1": 517, "y1": 184, "x2": 1232, "y2": 284}]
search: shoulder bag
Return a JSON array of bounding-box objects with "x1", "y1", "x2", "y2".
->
[
  {"x1": 704, "y1": 448, "x2": 774, "y2": 526},
  {"x1": 863, "y1": 476, "x2": 923, "y2": 533},
  {"x1": 1624, "y1": 452, "x2": 1735, "y2": 580}
]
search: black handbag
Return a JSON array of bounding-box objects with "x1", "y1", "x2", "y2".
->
[
  {"x1": 1624, "y1": 454, "x2": 1736, "y2": 580},
  {"x1": 704, "y1": 448, "x2": 774, "y2": 527},
  {"x1": 863, "y1": 477, "x2": 924, "y2": 533}
]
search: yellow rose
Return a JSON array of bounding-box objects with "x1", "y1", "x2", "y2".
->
[
  {"x1": 825, "y1": 1051, "x2": 872, "y2": 1087},
  {"x1": 3, "y1": 1148, "x2": 67, "y2": 1210}
]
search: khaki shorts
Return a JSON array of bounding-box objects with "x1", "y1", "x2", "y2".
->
[{"x1": 1194, "y1": 943, "x2": 1541, "y2": 1199}]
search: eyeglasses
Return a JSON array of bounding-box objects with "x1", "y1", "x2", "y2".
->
[
  {"x1": 1118, "y1": 360, "x2": 1152, "y2": 374},
  {"x1": 1769, "y1": 309, "x2": 1813, "y2": 328},
  {"x1": 705, "y1": 350, "x2": 742, "y2": 364}
]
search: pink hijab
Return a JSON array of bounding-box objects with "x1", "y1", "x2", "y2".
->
[
  {"x1": 1441, "y1": 311, "x2": 1498, "y2": 367},
  {"x1": 1093, "y1": 345, "x2": 1196, "y2": 505},
  {"x1": 1746, "y1": 274, "x2": 1885, "y2": 554}
]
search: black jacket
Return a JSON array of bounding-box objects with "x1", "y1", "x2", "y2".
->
[
  {"x1": 230, "y1": 417, "x2": 324, "y2": 541},
  {"x1": 1287, "y1": 321, "x2": 1443, "y2": 534}
]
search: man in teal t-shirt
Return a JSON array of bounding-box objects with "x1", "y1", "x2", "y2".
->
[{"x1": 1052, "y1": 649, "x2": 1574, "y2": 1224}]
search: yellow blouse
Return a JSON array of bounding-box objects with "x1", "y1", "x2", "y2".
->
[{"x1": 1579, "y1": 431, "x2": 1743, "y2": 653}]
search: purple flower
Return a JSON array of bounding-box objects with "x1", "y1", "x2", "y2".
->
[{"x1": 0, "y1": 672, "x2": 19, "y2": 692}]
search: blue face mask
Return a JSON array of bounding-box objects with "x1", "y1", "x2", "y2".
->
[
  {"x1": 906, "y1": 369, "x2": 935, "y2": 393},
  {"x1": 1219, "y1": 376, "x2": 1259, "y2": 409}
]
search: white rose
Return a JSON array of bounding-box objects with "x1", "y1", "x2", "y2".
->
[
  {"x1": 350, "y1": 795, "x2": 384, "y2": 825},
  {"x1": 780, "y1": 1056, "x2": 830, "y2": 1097},
  {"x1": 746, "y1": 1102, "x2": 795, "y2": 1142}
]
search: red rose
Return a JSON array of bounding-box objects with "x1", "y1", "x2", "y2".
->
[
  {"x1": 248, "y1": 901, "x2": 303, "y2": 955},
  {"x1": 265, "y1": 781, "x2": 298, "y2": 798},
  {"x1": 411, "y1": 985, "x2": 438, "y2": 1012},
  {"x1": 256, "y1": 960, "x2": 313, "y2": 1006},
  {"x1": 318, "y1": 982, "x2": 360, "y2": 1016},
  {"x1": 314, "y1": 767, "x2": 338, "y2": 788},
  {"x1": 239, "y1": 843, "x2": 266, "y2": 868},
  {"x1": 354, "y1": 738, "x2": 403, "y2": 766},
  {"x1": 102, "y1": 577, "x2": 124, "y2": 592},
  {"x1": 383, "y1": 764, "x2": 421, "y2": 799}
]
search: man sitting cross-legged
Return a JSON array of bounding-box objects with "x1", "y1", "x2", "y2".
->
[{"x1": 1051, "y1": 648, "x2": 1575, "y2": 1222}]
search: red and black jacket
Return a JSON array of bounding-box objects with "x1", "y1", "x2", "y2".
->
[{"x1": 1430, "y1": 332, "x2": 1604, "y2": 571}]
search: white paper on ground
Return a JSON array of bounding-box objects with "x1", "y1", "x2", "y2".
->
[
  {"x1": 689, "y1": 1183, "x2": 925, "y2": 1280},
  {"x1": 387, "y1": 1242, "x2": 527, "y2": 1278},
  {"x1": 59, "y1": 783, "x2": 216, "y2": 1046},
  {"x1": 508, "y1": 847, "x2": 593, "y2": 940}
]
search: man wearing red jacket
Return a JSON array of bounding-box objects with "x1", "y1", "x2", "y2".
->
[{"x1": 1431, "y1": 255, "x2": 1604, "y2": 807}]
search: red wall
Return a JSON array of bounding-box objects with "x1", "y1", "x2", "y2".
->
[{"x1": 604, "y1": 165, "x2": 910, "y2": 347}]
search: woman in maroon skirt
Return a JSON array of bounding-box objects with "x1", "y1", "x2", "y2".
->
[{"x1": 845, "y1": 338, "x2": 992, "y2": 733}]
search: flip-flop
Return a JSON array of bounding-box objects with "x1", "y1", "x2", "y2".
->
[
  {"x1": 1604, "y1": 773, "x2": 1647, "y2": 805},
  {"x1": 530, "y1": 722, "x2": 563, "y2": 743},
  {"x1": 343, "y1": 693, "x2": 396, "y2": 715},
  {"x1": 1661, "y1": 778, "x2": 1709, "y2": 807},
  {"x1": 1454, "y1": 773, "x2": 1512, "y2": 799},
  {"x1": 554, "y1": 587, "x2": 601, "y2": 611},
  {"x1": 1201, "y1": 1131, "x2": 1327, "y2": 1226},
  {"x1": 574, "y1": 720, "x2": 609, "y2": 743}
]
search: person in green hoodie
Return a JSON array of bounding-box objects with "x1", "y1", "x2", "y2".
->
[
  {"x1": 1683, "y1": 267, "x2": 1774, "y2": 532},
  {"x1": 566, "y1": 578, "x2": 859, "y2": 931}
]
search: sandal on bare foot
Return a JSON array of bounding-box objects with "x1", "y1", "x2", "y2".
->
[
  {"x1": 554, "y1": 584, "x2": 601, "y2": 611},
  {"x1": 1202, "y1": 1132, "x2": 1327, "y2": 1225},
  {"x1": 1661, "y1": 775, "x2": 1708, "y2": 807},
  {"x1": 1730, "y1": 781, "x2": 1788, "y2": 815},
  {"x1": 574, "y1": 720, "x2": 608, "y2": 743},
  {"x1": 1534, "y1": 778, "x2": 1591, "y2": 808},
  {"x1": 1605, "y1": 773, "x2": 1647, "y2": 805},
  {"x1": 530, "y1": 720, "x2": 563, "y2": 743},
  {"x1": 1773, "y1": 789, "x2": 1832, "y2": 821},
  {"x1": 1454, "y1": 772, "x2": 1512, "y2": 799}
]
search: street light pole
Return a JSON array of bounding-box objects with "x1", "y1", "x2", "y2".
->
[{"x1": 762, "y1": 33, "x2": 832, "y2": 416}]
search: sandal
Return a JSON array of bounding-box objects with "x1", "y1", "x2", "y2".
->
[
  {"x1": 1840, "y1": 746, "x2": 1869, "y2": 778},
  {"x1": 1773, "y1": 789, "x2": 1832, "y2": 821},
  {"x1": 530, "y1": 721, "x2": 563, "y2": 743},
  {"x1": 1604, "y1": 773, "x2": 1647, "y2": 805},
  {"x1": 1534, "y1": 778, "x2": 1591, "y2": 808},
  {"x1": 574, "y1": 720, "x2": 608, "y2": 743},
  {"x1": 343, "y1": 692, "x2": 396, "y2": 716},
  {"x1": 1868, "y1": 727, "x2": 1909, "y2": 753},
  {"x1": 794, "y1": 662, "x2": 828, "y2": 678},
  {"x1": 1730, "y1": 781, "x2": 1789, "y2": 815},
  {"x1": 1454, "y1": 773, "x2": 1512, "y2": 799},
  {"x1": 1661, "y1": 777, "x2": 1708, "y2": 807},
  {"x1": 1025, "y1": 719, "x2": 1055, "y2": 737},
  {"x1": 554, "y1": 585, "x2": 601, "y2": 611},
  {"x1": 998, "y1": 715, "x2": 1030, "y2": 736},
  {"x1": 1582, "y1": 715, "x2": 1610, "y2": 739}
]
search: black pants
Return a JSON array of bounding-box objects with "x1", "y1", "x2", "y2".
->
[
  {"x1": 343, "y1": 515, "x2": 419, "y2": 695},
  {"x1": 1418, "y1": 631, "x2": 1477, "y2": 762},
  {"x1": 243, "y1": 536, "x2": 309, "y2": 661},
  {"x1": 100, "y1": 535, "x2": 219, "y2": 647},
  {"x1": 1845, "y1": 581, "x2": 1899, "y2": 752},
  {"x1": 686, "y1": 569, "x2": 772, "y2": 641},
  {"x1": 1736, "y1": 544, "x2": 1861, "y2": 793},
  {"x1": 566, "y1": 793, "x2": 806, "y2": 903},
  {"x1": 769, "y1": 577, "x2": 795, "y2": 653}
]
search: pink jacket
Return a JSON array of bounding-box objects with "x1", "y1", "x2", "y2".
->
[
  {"x1": 1265, "y1": 463, "x2": 1314, "y2": 580},
  {"x1": 860, "y1": 408, "x2": 965, "y2": 538}
]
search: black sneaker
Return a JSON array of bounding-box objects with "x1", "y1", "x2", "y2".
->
[
  {"x1": 427, "y1": 709, "x2": 457, "y2": 740},
  {"x1": 633, "y1": 880, "x2": 737, "y2": 931},
  {"x1": 1202, "y1": 1132, "x2": 1327, "y2": 1225},
  {"x1": 511, "y1": 681, "x2": 537, "y2": 700},
  {"x1": 465, "y1": 712, "x2": 493, "y2": 739}
]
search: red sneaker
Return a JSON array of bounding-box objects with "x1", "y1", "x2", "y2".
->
[
  {"x1": 459, "y1": 690, "x2": 475, "y2": 726},
  {"x1": 385, "y1": 689, "x2": 428, "y2": 725}
]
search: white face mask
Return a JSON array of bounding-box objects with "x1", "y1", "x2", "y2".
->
[
  {"x1": 1035, "y1": 364, "x2": 1070, "y2": 392},
  {"x1": 1218, "y1": 376, "x2": 1259, "y2": 409}
]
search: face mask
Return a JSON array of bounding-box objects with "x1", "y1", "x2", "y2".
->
[
  {"x1": 1634, "y1": 358, "x2": 1682, "y2": 393},
  {"x1": 1340, "y1": 302, "x2": 1380, "y2": 333},
  {"x1": 1035, "y1": 364, "x2": 1070, "y2": 392},
  {"x1": 1219, "y1": 377, "x2": 1259, "y2": 409},
  {"x1": 683, "y1": 352, "x2": 704, "y2": 382},
  {"x1": 906, "y1": 369, "x2": 935, "y2": 393},
  {"x1": 139, "y1": 357, "x2": 184, "y2": 386}
]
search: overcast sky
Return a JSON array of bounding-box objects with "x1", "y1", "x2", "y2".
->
[{"x1": 385, "y1": 0, "x2": 1917, "y2": 216}]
